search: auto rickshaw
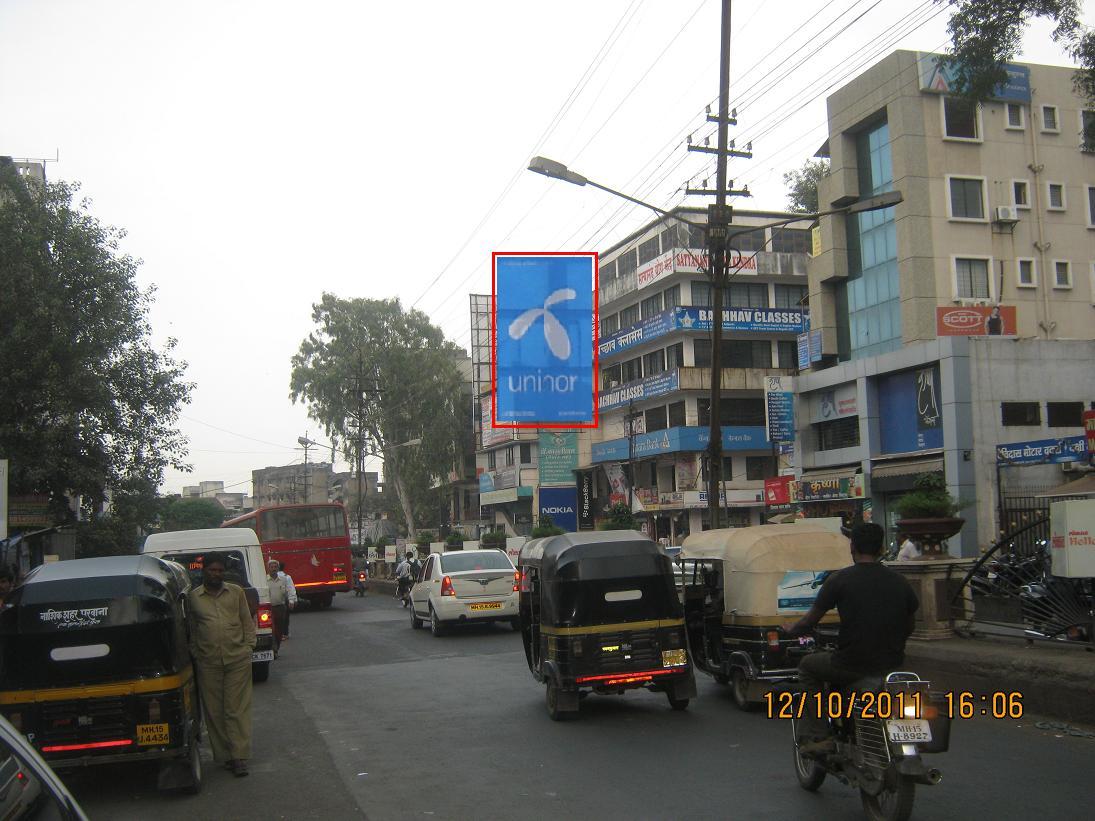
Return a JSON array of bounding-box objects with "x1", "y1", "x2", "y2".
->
[
  {"x1": 0, "y1": 555, "x2": 203, "y2": 793},
  {"x1": 679, "y1": 523, "x2": 849, "y2": 710},
  {"x1": 517, "y1": 530, "x2": 696, "y2": 721}
]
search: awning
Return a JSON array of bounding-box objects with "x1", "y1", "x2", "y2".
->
[
  {"x1": 800, "y1": 465, "x2": 859, "y2": 482},
  {"x1": 1035, "y1": 474, "x2": 1095, "y2": 498},
  {"x1": 480, "y1": 488, "x2": 519, "y2": 505},
  {"x1": 870, "y1": 456, "x2": 944, "y2": 480}
]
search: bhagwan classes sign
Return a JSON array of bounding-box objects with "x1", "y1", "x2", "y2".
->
[{"x1": 493, "y1": 253, "x2": 597, "y2": 428}]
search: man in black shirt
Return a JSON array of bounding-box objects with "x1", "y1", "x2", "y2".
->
[{"x1": 782, "y1": 522, "x2": 919, "y2": 752}]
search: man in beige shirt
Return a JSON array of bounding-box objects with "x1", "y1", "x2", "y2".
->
[
  {"x1": 267, "y1": 559, "x2": 289, "y2": 652},
  {"x1": 187, "y1": 552, "x2": 256, "y2": 777}
]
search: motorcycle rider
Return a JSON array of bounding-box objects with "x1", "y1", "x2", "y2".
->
[
  {"x1": 395, "y1": 550, "x2": 418, "y2": 607},
  {"x1": 781, "y1": 522, "x2": 919, "y2": 755}
]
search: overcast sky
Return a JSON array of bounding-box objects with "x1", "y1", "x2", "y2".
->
[{"x1": 2, "y1": 0, "x2": 1089, "y2": 495}]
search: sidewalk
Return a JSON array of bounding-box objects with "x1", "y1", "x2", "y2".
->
[{"x1": 904, "y1": 634, "x2": 1095, "y2": 725}]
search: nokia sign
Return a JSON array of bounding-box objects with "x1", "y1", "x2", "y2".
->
[{"x1": 539, "y1": 486, "x2": 579, "y2": 532}]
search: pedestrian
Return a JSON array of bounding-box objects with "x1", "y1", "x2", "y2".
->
[
  {"x1": 187, "y1": 552, "x2": 256, "y2": 777},
  {"x1": 267, "y1": 560, "x2": 289, "y2": 653},
  {"x1": 277, "y1": 561, "x2": 297, "y2": 637},
  {"x1": 896, "y1": 536, "x2": 922, "y2": 561}
]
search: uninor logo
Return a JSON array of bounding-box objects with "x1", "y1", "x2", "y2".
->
[{"x1": 508, "y1": 288, "x2": 577, "y2": 360}]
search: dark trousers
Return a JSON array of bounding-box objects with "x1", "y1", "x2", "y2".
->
[
  {"x1": 283, "y1": 605, "x2": 291, "y2": 636},
  {"x1": 797, "y1": 651, "x2": 867, "y2": 742},
  {"x1": 271, "y1": 604, "x2": 288, "y2": 649}
]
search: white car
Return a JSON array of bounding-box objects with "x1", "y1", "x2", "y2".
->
[{"x1": 409, "y1": 549, "x2": 520, "y2": 636}]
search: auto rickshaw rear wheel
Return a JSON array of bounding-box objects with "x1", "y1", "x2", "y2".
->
[
  {"x1": 252, "y1": 661, "x2": 270, "y2": 683},
  {"x1": 731, "y1": 669, "x2": 756, "y2": 711},
  {"x1": 667, "y1": 694, "x2": 690, "y2": 711},
  {"x1": 546, "y1": 681, "x2": 568, "y2": 721},
  {"x1": 182, "y1": 740, "x2": 203, "y2": 795}
]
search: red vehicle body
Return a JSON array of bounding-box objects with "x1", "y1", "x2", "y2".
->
[{"x1": 222, "y1": 503, "x2": 352, "y2": 608}]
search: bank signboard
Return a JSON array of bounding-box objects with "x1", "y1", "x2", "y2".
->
[{"x1": 493, "y1": 253, "x2": 597, "y2": 428}]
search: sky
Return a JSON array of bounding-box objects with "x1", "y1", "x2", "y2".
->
[{"x1": 2, "y1": 0, "x2": 1090, "y2": 496}]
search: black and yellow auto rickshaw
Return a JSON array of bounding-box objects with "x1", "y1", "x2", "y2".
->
[
  {"x1": 679, "y1": 523, "x2": 848, "y2": 710},
  {"x1": 0, "y1": 555, "x2": 203, "y2": 793},
  {"x1": 517, "y1": 530, "x2": 696, "y2": 720}
]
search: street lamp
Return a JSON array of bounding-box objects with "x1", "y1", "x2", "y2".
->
[{"x1": 528, "y1": 155, "x2": 902, "y2": 528}]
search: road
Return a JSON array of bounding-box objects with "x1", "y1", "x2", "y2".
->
[{"x1": 70, "y1": 591, "x2": 1093, "y2": 820}]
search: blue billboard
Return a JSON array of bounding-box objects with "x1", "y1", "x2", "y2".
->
[
  {"x1": 539, "y1": 486, "x2": 578, "y2": 532},
  {"x1": 591, "y1": 425, "x2": 768, "y2": 463},
  {"x1": 877, "y1": 366, "x2": 944, "y2": 454},
  {"x1": 495, "y1": 254, "x2": 595, "y2": 425},
  {"x1": 598, "y1": 306, "x2": 806, "y2": 359},
  {"x1": 996, "y1": 436, "x2": 1086, "y2": 466}
]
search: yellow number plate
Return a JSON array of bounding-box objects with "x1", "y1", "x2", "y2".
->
[
  {"x1": 662, "y1": 649, "x2": 688, "y2": 667},
  {"x1": 137, "y1": 722, "x2": 170, "y2": 746},
  {"x1": 332, "y1": 573, "x2": 346, "y2": 581},
  {"x1": 470, "y1": 602, "x2": 502, "y2": 611}
]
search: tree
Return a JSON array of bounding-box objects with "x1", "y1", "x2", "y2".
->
[
  {"x1": 782, "y1": 159, "x2": 829, "y2": 214},
  {"x1": 941, "y1": 0, "x2": 1095, "y2": 147},
  {"x1": 531, "y1": 515, "x2": 565, "y2": 538},
  {"x1": 290, "y1": 295, "x2": 465, "y2": 537},
  {"x1": 598, "y1": 502, "x2": 638, "y2": 531},
  {"x1": 161, "y1": 497, "x2": 227, "y2": 531},
  {"x1": 0, "y1": 160, "x2": 192, "y2": 522}
]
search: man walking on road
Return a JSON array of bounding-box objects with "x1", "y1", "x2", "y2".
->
[
  {"x1": 277, "y1": 560, "x2": 297, "y2": 637},
  {"x1": 188, "y1": 552, "x2": 256, "y2": 777},
  {"x1": 267, "y1": 560, "x2": 289, "y2": 652}
]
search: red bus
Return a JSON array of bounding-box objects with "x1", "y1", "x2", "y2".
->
[{"x1": 222, "y1": 503, "x2": 352, "y2": 608}]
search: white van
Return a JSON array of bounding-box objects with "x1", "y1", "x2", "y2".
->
[{"x1": 142, "y1": 528, "x2": 276, "y2": 682}]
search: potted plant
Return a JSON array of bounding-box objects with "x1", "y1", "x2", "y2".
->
[
  {"x1": 446, "y1": 531, "x2": 468, "y2": 550},
  {"x1": 893, "y1": 473, "x2": 966, "y2": 555},
  {"x1": 531, "y1": 515, "x2": 565, "y2": 538}
]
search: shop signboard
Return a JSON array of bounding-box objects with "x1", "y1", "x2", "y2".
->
[
  {"x1": 591, "y1": 425, "x2": 767, "y2": 463},
  {"x1": 936, "y1": 305, "x2": 1017, "y2": 337},
  {"x1": 917, "y1": 52, "x2": 1031, "y2": 102},
  {"x1": 656, "y1": 489, "x2": 762, "y2": 509},
  {"x1": 493, "y1": 252, "x2": 596, "y2": 427},
  {"x1": 811, "y1": 384, "x2": 858, "y2": 424},
  {"x1": 578, "y1": 472, "x2": 595, "y2": 529},
  {"x1": 480, "y1": 395, "x2": 511, "y2": 447},
  {"x1": 794, "y1": 474, "x2": 865, "y2": 502},
  {"x1": 765, "y1": 375, "x2": 795, "y2": 443},
  {"x1": 493, "y1": 467, "x2": 518, "y2": 490},
  {"x1": 764, "y1": 475, "x2": 794, "y2": 506},
  {"x1": 604, "y1": 464, "x2": 628, "y2": 505},
  {"x1": 539, "y1": 486, "x2": 578, "y2": 532},
  {"x1": 538, "y1": 431, "x2": 578, "y2": 485},
  {"x1": 878, "y1": 366, "x2": 944, "y2": 453},
  {"x1": 6, "y1": 494, "x2": 51, "y2": 529},
  {"x1": 995, "y1": 436, "x2": 1087, "y2": 466},
  {"x1": 809, "y1": 330, "x2": 823, "y2": 363},
  {"x1": 478, "y1": 471, "x2": 495, "y2": 494},
  {"x1": 675, "y1": 455, "x2": 701, "y2": 491},
  {"x1": 599, "y1": 370, "x2": 679, "y2": 411}
]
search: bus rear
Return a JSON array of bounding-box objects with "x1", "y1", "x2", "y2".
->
[{"x1": 224, "y1": 504, "x2": 352, "y2": 608}]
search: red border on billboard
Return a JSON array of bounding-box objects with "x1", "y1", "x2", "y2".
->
[{"x1": 491, "y1": 251, "x2": 599, "y2": 430}]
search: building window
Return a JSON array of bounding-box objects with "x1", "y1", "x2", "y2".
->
[
  {"x1": 777, "y1": 340, "x2": 798, "y2": 369},
  {"x1": 1001, "y1": 401, "x2": 1040, "y2": 426},
  {"x1": 663, "y1": 284, "x2": 681, "y2": 308},
  {"x1": 505, "y1": 447, "x2": 514, "y2": 467},
  {"x1": 732, "y1": 228, "x2": 768, "y2": 253},
  {"x1": 745, "y1": 456, "x2": 773, "y2": 481},
  {"x1": 691, "y1": 280, "x2": 712, "y2": 307},
  {"x1": 1047, "y1": 402, "x2": 1084, "y2": 428},
  {"x1": 600, "y1": 313, "x2": 620, "y2": 337},
  {"x1": 727, "y1": 282, "x2": 768, "y2": 308},
  {"x1": 640, "y1": 292, "x2": 663, "y2": 319},
  {"x1": 774, "y1": 283, "x2": 808, "y2": 309},
  {"x1": 665, "y1": 342, "x2": 684, "y2": 370},
  {"x1": 698, "y1": 397, "x2": 765, "y2": 427},
  {"x1": 1005, "y1": 102, "x2": 1024, "y2": 129},
  {"x1": 954, "y1": 257, "x2": 991, "y2": 299},
  {"x1": 943, "y1": 96, "x2": 979, "y2": 140},
  {"x1": 694, "y1": 339, "x2": 712, "y2": 369},
  {"x1": 770, "y1": 228, "x2": 811, "y2": 254},
  {"x1": 668, "y1": 400, "x2": 686, "y2": 428},
  {"x1": 601, "y1": 364, "x2": 621, "y2": 390},
  {"x1": 1012, "y1": 180, "x2": 1029, "y2": 209},
  {"x1": 617, "y1": 250, "x2": 638, "y2": 278},
  {"x1": 643, "y1": 349, "x2": 666, "y2": 376},
  {"x1": 815, "y1": 416, "x2": 861, "y2": 450},
  {"x1": 725, "y1": 339, "x2": 772, "y2": 369},
  {"x1": 1047, "y1": 183, "x2": 1066, "y2": 211},
  {"x1": 618, "y1": 303, "x2": 640, "y2": 328},
  {"x1": 948, "y1": 176, "x2": 986, "y2": 220},
  {"x1": 621, "y1": 356, "x2": 642, "y2": 383},
  {"x1": 638, "y1": 236, "x2": 660, "y2": 265},
  {"x1": 487, "y1": 450, "x2": 496, "y2": 470},
  {"x1": 660, "y1": 222, "x2": 689, "y2": 252},
  {"x1": 1082, "y1": 110, "x2": 1095, "y2": 152},
  {"x1": 1041, "y1": 104, "x2": 1059, "y2": 132},
  {"x1": 601, "y1": 259, "x2": 617, "y2": 282},
  {"x1": 519, "y1": 443, "x2": 532, "y2": 464},
  {"x1": 1053, "y1": 260, "x2": 1072, "y2": 289},
  {"x1": 645, "y1": 405, "x2": 668, "y2": 432},
  {"x1": 1016, "y1": 258, "x2": 1037, "y2": 288},
  {"x1": 1086, "y1": 185, "x2": 1095, "y2": 227}
]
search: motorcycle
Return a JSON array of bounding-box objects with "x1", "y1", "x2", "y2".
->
[
  {"x1": 353, "y1": 569, "x2": 368, "y2": 597},
  {"x1": 397, "y1": 575, "x2": 413, "y2": 608},
  {"x1": 789, "y1": 672, "x2": 950, "y2": 821}
]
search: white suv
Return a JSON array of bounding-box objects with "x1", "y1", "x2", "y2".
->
[{"x1": 409, "y1": 549, "x2": 520, "y2": 636}]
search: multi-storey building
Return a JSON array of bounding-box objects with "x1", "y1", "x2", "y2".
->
[
  {"x1": 799, "y1": 50, "x2": 1095, "y2": 555},
  {"x1": 584, "y1": 207, "x2": 812, "y2": 541}
]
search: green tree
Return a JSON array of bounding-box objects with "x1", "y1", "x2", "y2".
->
[
  {"x1": 74, "y1": 477, "x2": 166, "y2": 558},
  {"x1": 290, "y1": 295, "x2": 464, "y2": 536},
  {"x1": 0, "y1": 160, "x2": 192, "y2": 522},
  {"x1": 531, "y1": 515, "x2": 565, "y2": 538},
  {"x1": 598, "y1": 502, "x2": 637, "y2": 531},
  {"x1": 941, "y1": 0, "x2": 1095, "y2": 147},
  {"x1": 161, "y1": 497, "x2": 227, "y2": 531},
  {"x1": 782, "y1": 159, "x2": 829, "y2": 214}
]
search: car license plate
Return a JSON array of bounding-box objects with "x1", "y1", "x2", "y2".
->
[
  {"x1": 252, "y1": 650, "x2": 275, "y2": 662},
  {"x1": 886, "y1": 719, "x2": 932, "y2": 743},
  {"x1": 469, "y1": 602, "x2": 502, "y2": 611},
  {"x1": 137, "y1": 723, "x2": 170, "y2": 746},
  {"x1": 661, "y1": 649, "x2": 687, "y2": 667}
]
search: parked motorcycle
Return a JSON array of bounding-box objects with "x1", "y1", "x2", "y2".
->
[
  {"x1": 790, "y1": 672, "x2": 950, "y2": 821},
  {"x1": 353, "y1": 569, "x2": 368, "y2": 597}
]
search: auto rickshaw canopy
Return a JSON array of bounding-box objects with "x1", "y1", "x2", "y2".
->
[{"x1": 518, "y1": 530, "x2": 670, "y2": 580}]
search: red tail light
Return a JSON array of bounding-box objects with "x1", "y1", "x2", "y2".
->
[
  {"x1": 767, "y1": 630, "x2": 780, "y2": 649},
  {"x1": 357, "y1": 571, "x2": 367, "y2": 581},
  {"x1": 440, "y1": 576, "x2": 455, "y2": 597},
  {"x1": 513, "y1": 571, "x2": 521, "y2": 592},
  {"x1": 258, "y1": 604, "x2": 273, "y2": 627}
]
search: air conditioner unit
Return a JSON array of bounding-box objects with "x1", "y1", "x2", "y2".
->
[
  {"x1": 1061, "y1": 462, "x2": 1079, "y2": 473},
  {"x1": 994, "y1": 206, "x2": 1020, "y2": 224}
]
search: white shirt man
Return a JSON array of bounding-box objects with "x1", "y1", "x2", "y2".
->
[{"x1": 897, "y1": 538, "x2": 921, "y2": 561}]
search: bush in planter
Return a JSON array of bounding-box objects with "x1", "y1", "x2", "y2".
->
[
  {"x1": 478, "y1": 530, "x2": 505, "y2": 548},
  {"x1": 446, "y1": 531, "x2": 467, "y2": 548},
  {"x1": 597, "y1": 502, "x2": 637, "y2": 531},
  {"x1": 415, "y1": 531, "x2": 434, "y2": 547},
  {"x1": 531, "y1": 516, "x2": 565, "y2": 538},
  {"x1": 893, "y1": 473, "x2": 963, "y2": 519}
]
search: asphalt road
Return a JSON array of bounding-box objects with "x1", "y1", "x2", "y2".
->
[{"x1": 69, "y1": 592, "x2": 1094, "y2": 820}]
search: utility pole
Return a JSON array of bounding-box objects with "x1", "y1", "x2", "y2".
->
[
  {"x1": 297, "y1": 436, "x2": 313, "y2": 504},
  {"x1": 348, "y1": 367, "x2": 383, "y2": 548},
  {"x1": 625, "y1": 400, "x2": 639, "y2": 511}
]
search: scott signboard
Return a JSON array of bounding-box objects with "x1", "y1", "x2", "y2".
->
[
  {"x1": 493, "y1": 253, "x2": 597, "y2": 427},
  {"x1": 936, "y1": 306, "x2": 1017, "y2": 337},
  {"x1": 539, "y1": 486, "x2": 578, "y2": 532}
]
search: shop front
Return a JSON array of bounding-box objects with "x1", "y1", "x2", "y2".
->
[{"x1": 793, "y1": 470, "x2": 865, "y2": 524}]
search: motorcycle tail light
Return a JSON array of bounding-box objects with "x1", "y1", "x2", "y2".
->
[
  {"x1": 257, "y1": 604, "x2": 273, "y2": 626},
  {"x1": 441, "y1": 576, "x2": 455, "y2": 597},
  {"x1": 513, "y1": 571, "x2": 520, "y2": 592}
]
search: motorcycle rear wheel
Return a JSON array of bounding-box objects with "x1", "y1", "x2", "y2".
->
[
  {"x1": 860, "y1": 776, "x2": 915, "y2": 821},
  {"x1": 792, "y1": 745, "x2": 826, "y2": 792}
]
